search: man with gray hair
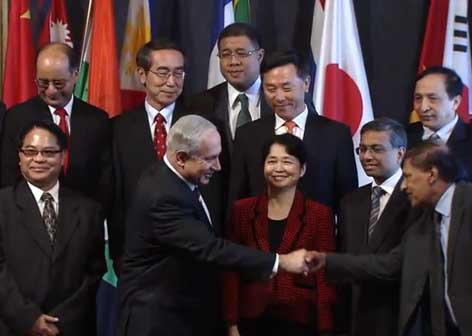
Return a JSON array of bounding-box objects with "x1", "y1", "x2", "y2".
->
[{"x1": 117, "y1": 115, "x2": 318, "y2": 336}]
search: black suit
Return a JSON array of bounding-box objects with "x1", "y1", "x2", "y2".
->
[
  {"x1": 407, "y1": 119, "x2": 472, "y2": 180},
  {"x1": 189, "y1": 82, "x2": 272, "y2": 229},
  {"x1": 0, "y1": 96, "x2": 113, "y2": 213},
  {"x1": 334, "y1": 180, "x2": 417, "y2": 336},
  {"x1": 326, "y1": 182, "x2": 472, "y2": 336},
  {"x1": 117, "y1": 161, "x2": 275, "y2": 336},
  {"x1": 110, "y1": 102, "x2": 188, "y2": 259},
  {"x1": 229, "y1": 110, "x2": 358, "y2": 211},
  {"x1": 0, "y1": 180, "x2": 105, "y2": 336}
]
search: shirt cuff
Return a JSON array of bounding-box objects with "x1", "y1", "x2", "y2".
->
[{"x1": 271, "y1": 254, "x2": 279, "y2": 278}]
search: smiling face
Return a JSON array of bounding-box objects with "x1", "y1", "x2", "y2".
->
[
  {"x1": 359, "y1": 130, "x2": 404, "y2": 184},
  {"x1": 262, "y1": 63, "x2": 309, "y2": 121},
  {"x1": 413, "y1": 73, "x2": 461, "y2": 131},
  {"x1": 400, "y1": 158, "x2": 435, "y2": 208},
  {"x1": 218, "y1": 35, "x2": 263, "y2": 91},
  {"x1": 263, "y1": 143, "x2": 306, "y2": 191},
  {"x1": 180, "y1": 128, "x2": 222, "y2": 185},
  {"x1": 138, "y1": 49, "x2": 185, "y2": 110},
  {"x1": 19, "y1": 127, "x2": 64, "y2": 190}
]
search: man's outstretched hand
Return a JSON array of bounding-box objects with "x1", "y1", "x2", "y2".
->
[{"x1": 279, "y1": 249, "x2": 327, "y2": 275}]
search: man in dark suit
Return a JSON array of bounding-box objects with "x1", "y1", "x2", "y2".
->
[
  {"x1": 313, "y1": 140, "x2": 470, "y2": 336},
  {"x1": 1, "y1": 42, "x2": 112, "y2": 214},
  {"x1": 0, "y1": 120, "x2": 105, "y2": 336},
  {"x1": 335, "y1": 118, "x2": 417, "y2": 336},
  {"x1": 407, "y1": 66, "x2": 472, "y2": 180},
  {"x1": 230, "y1": 50, "x2": 357, "y2": 211},
  {"x1": 117, "y1": 115, "x2": 317, "y2": 336},
  {"x1": 189, "y1": 23, "x2": 270, "y2": 231},
  {"x1": 110, "y1": 39, "x2": 189, "y2": 267}
]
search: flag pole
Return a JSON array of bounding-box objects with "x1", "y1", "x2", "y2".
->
[{"x1": 79, "y1": 0, "x2": 93, "y2": 71}]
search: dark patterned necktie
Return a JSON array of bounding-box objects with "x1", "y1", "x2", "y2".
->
[
  {"x1": 154, "y1": 113, "x2": 167, "y2": 160},
  {"x1": 235, "y1": 93, "x2": 251, "y2": 128},
  {"x1": 368, "y1": 186, "x2": 385, "y2": 238},
  {"x1": 41, "y1": 192, "x2": 57, "y2": 243}
]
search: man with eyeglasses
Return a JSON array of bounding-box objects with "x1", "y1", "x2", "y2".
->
[
  {"x1": 0, "y1": 119, "x2": 105, "y2": 336},
  {"x1": 0, "y1": 42, "x2": 112, "y2": 217},
  {"x1": 330, "y1": 118, "x2": 420, "y2": 336},
  {"x1": 189, "y1": 23, "x2": 270, "y2": 231},
  {"x1": 110, "y1": 39, "x2": 190, "y2": 272}
]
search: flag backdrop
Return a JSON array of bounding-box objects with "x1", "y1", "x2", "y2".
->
[
  {"x1": 3, "y1": 0, "x2": 36, "y2": 108},
  {"x1": 410, "y1": 0, "x2": 471, "y2": 123},
  {"x1": 207, "y1": 0, "x2": 234, "y2": 88},
  {"x1": 312, "y1": 0, "x2": 374, "y2": 186},
  {"x1": 119, "y1": 0, "x2": 151, "y2": 111},
  {"x1": 234, "y1": 0, "x2": 250, "y2": 23},
  {"x1": 37, "y1": 0, "x2": 73, "y2": 48}
]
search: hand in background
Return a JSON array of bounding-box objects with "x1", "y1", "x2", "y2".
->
[{"x1": 228, "y1": 325, "x2": 241, "y2": 336}]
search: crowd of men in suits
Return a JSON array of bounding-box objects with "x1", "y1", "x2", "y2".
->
[{"x1": 0, "y1": 21, "x2": 471, "y2": 336}]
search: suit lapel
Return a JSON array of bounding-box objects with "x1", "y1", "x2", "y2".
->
[
  {"x1": 253, "y1": 194, "x2": 271, "y2": 252},
  {"x1": 446, "y1": 185, "x2": 465, "y2": 283},
  {"x1": 352, "y1": 186, "x2": 371, "y2": 253},
  {"x1": 132, "y1": 105, "x2": 156, "y2": 162},
  {"x1": 368, "y1": 181, "x2": 405, "y2": 252},
  {"x1": 53, "y1": 187, "x2": 80, "y2": 260},
  {"x1": 447, "y1": 118, "x2": 467, "y2": 145},
  {"x1": 215, "y1": 83, "x2": 234, "y2": 155},
  {"x1": 15, "y1": 181, "x2": 53, "y2": 257}
]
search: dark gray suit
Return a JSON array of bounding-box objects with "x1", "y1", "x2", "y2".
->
[
  {"x1": 0, "y1": 180, "x2": 105, "y2": 336},
  {"x1": 333, "y1": 180, "x2": 417, "y2": 336},
  {"x1": 326, "y1": 182, "x2": 472, "y2": 336},
  {"x1": 116, "y1": 161, "x2": 275, "y2": 336}
]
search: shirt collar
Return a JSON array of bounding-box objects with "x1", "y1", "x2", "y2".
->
[
  {"x1": 227, "y1": 77, "x2": 261, "y2": 108},
  {"x1": 422, "y1": 114, "x2": 458, "y2": 141},
  {"x1": 163, "y1": 155, "x2": 197, "y2": 191},
  {"x1": 274, "y1": 105, "x2": 308, "y2": 131},
  {"x1": 145, "y1": 99, "x2": 175, "y2": 124},
  {"x1": 48, "y1": 95, "x2": 74, "y2": 116},
  {"x1": 372, "y1": 168, "x2": 402, "y2": 195},
  {"x1": 27, "y1": 180, "x2": 60, "y2": 204},
  {"x1": 435, "y1": 183, "x2": 455, "y2": 218}
]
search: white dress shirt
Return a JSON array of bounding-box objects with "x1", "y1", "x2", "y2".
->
[
  {"x1": 422, "y1": 114, "x2": 458, "y2": 142},
  {"x1": 27, "y1": 181, "x2": 60, "y2": 216},
  {"x1": 48, "y1": 96, "x2": 74, "y2": 132},
  {"x1": 227, "y1": 77, "x2": 262, "y2": 139},
  {"x1": 145, "y1": 99, "x2": 175, "y2": 141},
  {"x1": 371, "y1": 168, "x2": 403, "y2": 216},
  {"x1": 274, "y1": 105, "x2": 308, "y2": 139}
]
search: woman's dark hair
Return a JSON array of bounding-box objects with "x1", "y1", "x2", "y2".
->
[{"x1": 261, "y1": 133, "x2": 306, "y2": 166}]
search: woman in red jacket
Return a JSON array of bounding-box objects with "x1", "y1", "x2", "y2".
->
[{"x1": 224, "y1": 133, "x2": 336, "y2": 336}]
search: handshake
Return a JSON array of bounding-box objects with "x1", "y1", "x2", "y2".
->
[{"x1": 278, "y1": 249, "x2": 328, "y2": 275}]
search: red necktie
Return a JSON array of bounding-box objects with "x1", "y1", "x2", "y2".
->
[
  {"x1": 54, "y1": 108, "x2": 70, "y2": 174},
  {"x1": 284, "y1": 120, "x2": 297, "y2": 134},
  {"x1": 154, "y1": 114, "x2": 167, "y2": 160}
]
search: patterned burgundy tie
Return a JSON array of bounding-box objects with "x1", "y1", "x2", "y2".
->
[
  {"x1": 154, "y1": 114, "x2": 167, "y2": 160},
  {"x1": 54, "y1": 108, "x2": 70, "y2": 174}
]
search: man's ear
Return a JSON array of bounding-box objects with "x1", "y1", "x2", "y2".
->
[{"x1": 175, "y1": 150, "x2": 189, "y2": 168}]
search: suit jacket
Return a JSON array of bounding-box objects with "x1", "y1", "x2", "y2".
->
[
  {"x1": 116, "y1": 162, "x2": 275, "y2": 336},
  {"x1": 334, "y1": 180, "x2": 417, "y2": 336},
  {"x1": 326, "y1": 182, "x2": 472, "y2": 336},
  {"x1": 407, "y1": 119, "x2": 472, "y2": 181},
  {"x1": 0, "y1": 180, "x2": 105, "y2": 336},
  {"x1": 229, "y1": 111, "x2": 358, "y2": 212},
  {"x1": 0, "y1": 96, "x2": 113, "y2": 213},
  {"x1": 189, "y1": 82, "x2": 273, "y2": 232},
  {"x1": 109, "y1": 101, "x2": 188, "y2": 259},
  {"x1": 224, "y1": 191, "x2": 336, "y2": 332}
]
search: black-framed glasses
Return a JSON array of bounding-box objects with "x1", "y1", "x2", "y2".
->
[
  {"x1": 19, "y1": 148, "x2": 62, "y2": 158},
  {"x1": 35, "y1": 78, "x2": 68, "y2": 90},
  {"x1": 355, "y1": 145, "x2": 392, "y2": 155},
  {"x1": 217, "y1": 49, "x2": 259, "y2": 60},
  {"x1": 148, "y1": 68, "x2": 185, "y2": 80}
]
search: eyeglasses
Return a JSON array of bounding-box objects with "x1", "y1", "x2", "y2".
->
[
  {"x1": 19, "y1": 148, "x2": 62, "y2": 158},
  {"x1": 217, "y1": 49, "x2": 259, "y2": 60},
  {"x1": 35, "y1": 79, "x2": 68, "y2": 90},
  {"x1": 356, "y1": 145, "x2": 392, "y2": 155},
  {"x1": 148, "y1": 68, "x2": 185, "y2": 80}
]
